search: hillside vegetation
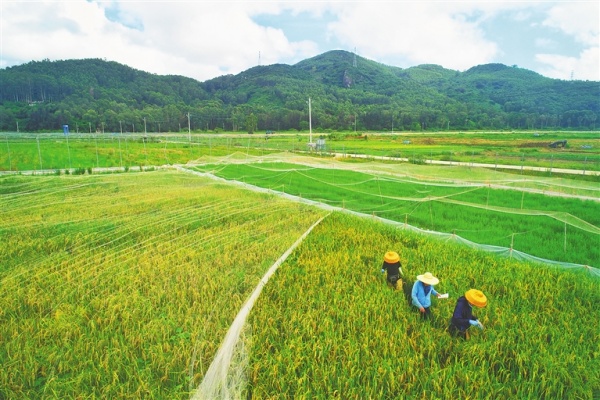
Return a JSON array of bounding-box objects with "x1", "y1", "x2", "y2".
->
[{"x1": 1, "y1": 50, "x2": 598, "y2": 133}]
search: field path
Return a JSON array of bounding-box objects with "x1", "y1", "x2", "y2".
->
[{"x1": 328, "y1": 152, "x2": 600, "y2": 176}]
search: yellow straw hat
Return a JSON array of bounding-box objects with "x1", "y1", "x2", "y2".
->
[
  {"x1": 383, "y1": 251, "x2": 400, "y2": 264},
  {"x1": 416, "y1": 272, "x2": 439, "y2": 285},
  {"x1": 465, "y1": 289, "x2": 487, "y2": 308}
]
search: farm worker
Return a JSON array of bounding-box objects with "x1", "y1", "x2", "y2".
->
[
  {"x1": 449, "y1": 289, "x2": 487, "y2": 340},
  {"x1": 381, "y1": 251, "x2": 403, "y2": 290},
  {"x1": 411, "y1": 272, "x2": 442, "y2": 319}
]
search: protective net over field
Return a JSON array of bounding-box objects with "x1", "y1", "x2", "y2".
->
[
  {"x1": 191, "y1": 215, "x2": 328, "y2": 399},
  {"x1": 183, "y1": 157, "x2": 598, "y2": 399},
  {"x1": 188, "y1": 152, "x2": 600, "y2": 200},
  {"x1": 179, "y1": 161, "x2": 599, "y2": 277}
]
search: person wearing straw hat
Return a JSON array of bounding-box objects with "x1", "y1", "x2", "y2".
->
[
  {"x1": 411, "y1": 272, "x2": 442, "y2": 319},
  {"x1": 449, "y1": 289, "x2": 488, "y2": 339},
  {"x1": 381, "y1": 251, "x2": 403, "y2": 290}
]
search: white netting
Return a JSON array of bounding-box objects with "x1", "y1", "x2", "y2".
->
[
  {"x1": 182, "y1": 161, "x2": 597, "y2": 399},
  {"x1": 190, "y1": 215, "x2": 328, "y2": 400},
  {"x1": 177, "y1": 165, "x2": 599, "y2": 277}
]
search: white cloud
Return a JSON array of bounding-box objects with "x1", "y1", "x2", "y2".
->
[
  {"x1": 1, "y1": 1, "x2": 319, "y2": 80},
  {"x1": 1, "y1": 1, "x2": 598, "y2": 81},
  {"x1": 97, "y1": 1, "x2": 320, "y2": 79},
  {"x1": 534, "y1": 38, "x2": 557, "y2": 50},
  {"x1": 536, "y1": 2, "x2": 600, "y2": 81},
  {"x1": 543, "y1": 2, "x2": 599, "y2": 46},
  {"x1": 513, "y1": 10, "x2": 531, "y2": 23},
  {"x1": 537, "y1": 47, "x2": 600, "y2": 81},
  {"x1": 2, "y1": 2, "x2": 105, "y2": 63},
  {"x1": 326, "y1": 2, "x2": 500, "y2": 71}
]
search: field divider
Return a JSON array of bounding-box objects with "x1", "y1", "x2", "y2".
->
[{"x1": 192, "y1": 213, "x2": 329, "y2": 400}]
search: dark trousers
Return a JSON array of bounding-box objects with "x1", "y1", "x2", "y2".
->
[
  {"x1": 420, "y1": 307, "x2": 432, "y2": 320},
  {"x1": 387, "y1": 275, "x2": 401, "y2": 290},
  {"x1": 387, "y1": 274, "x2": 399, "y2": 286},
  {"x1": 448, "y1": 322, "x2": 469, "y2": 339}
]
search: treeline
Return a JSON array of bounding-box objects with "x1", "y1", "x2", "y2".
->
[{"x1": 0, "y1": 51, "x2": 598, "y2": 133}]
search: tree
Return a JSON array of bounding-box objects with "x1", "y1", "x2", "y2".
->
[
  {"x1": 246, "y1": 113, "x2": 258, "y2": 134},
  {"x1": 82, "y1": 109, "x2": 100, "y2": 132}
]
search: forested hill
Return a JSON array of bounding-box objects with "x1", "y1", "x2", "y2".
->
[{"x1": 1, "y1": 50, "x2": 598, "y2": 132}]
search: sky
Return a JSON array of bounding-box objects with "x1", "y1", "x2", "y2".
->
[{"x1": 1, "y1": 1, "x2": 598, "y2": 82}]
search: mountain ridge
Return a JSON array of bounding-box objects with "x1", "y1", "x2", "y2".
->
[{"x1": 1, "y1": 50, "x2": 598, "y2": 132}]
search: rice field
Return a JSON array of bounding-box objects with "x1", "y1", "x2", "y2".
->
[
  {"x1": 246, "y1": 213, "x2": 600, "y2": 399},
  {"x1": 192, "y1": 159, "x2": 600, "y2": 267},
  {"x1": 0, "y1": 170, "x2": 326, "y2": 398},
  {"x1": 1, "y1": 165, "x2": 598, "y2": 399}
]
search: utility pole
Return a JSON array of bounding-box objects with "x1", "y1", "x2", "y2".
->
[
  {"x1": 308, "y1": 97, "x2": 312, "y2": 144},
  {"x1": 94, "y1": 133, "x2": 99, "y2": 168},
  {"x1": 118, "y1": 125, "x2": 123, "y2": 167},
  {"x1": 5, "y1": 135, "x2": 12, "y2": 171},
  {"x1": 187, "y1": 113, "x2": 191, "y2": 142},
  {"x1": 37, "y1": 136, "x2": 43, "y2": 170}
]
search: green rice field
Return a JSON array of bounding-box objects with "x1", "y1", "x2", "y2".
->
[{"x1": 1, "y1": 160, "x2": 598, "y2": 399}]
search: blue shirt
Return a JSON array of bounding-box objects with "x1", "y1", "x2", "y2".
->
[{"x1": 411, "y1": 280, "x2": 438, "y2": 308}]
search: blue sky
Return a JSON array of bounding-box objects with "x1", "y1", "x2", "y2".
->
[{"x1": 1, "y1": 1, "x2": 598, "y2": 82}]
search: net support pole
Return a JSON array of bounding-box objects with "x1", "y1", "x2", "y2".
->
[{"x1": 564, "y1": 222, "x2": 567, "y2": 252}]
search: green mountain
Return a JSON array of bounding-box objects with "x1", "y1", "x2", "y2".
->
[{"x1": 1, "y1": 50, "x2": 598, "y2": 132}]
